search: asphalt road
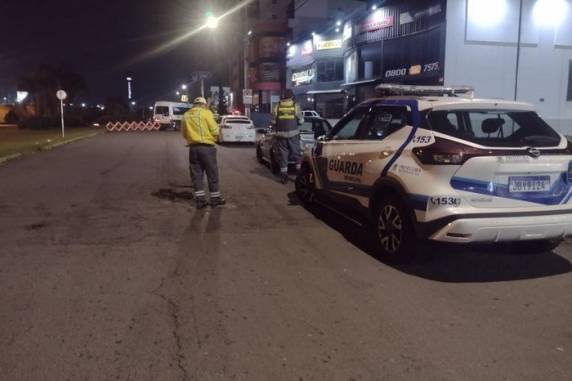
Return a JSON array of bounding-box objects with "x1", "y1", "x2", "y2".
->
[{"x1": 1, "y1": 132, "x2": 571, "y2": 381}]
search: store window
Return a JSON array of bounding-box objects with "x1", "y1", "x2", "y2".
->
[
  {"x1": 317, "y1": 60, "x2": 344, "y2": 82},
  {"x1": 568, "y1": 61, "x2": 572, "y2": 101}
]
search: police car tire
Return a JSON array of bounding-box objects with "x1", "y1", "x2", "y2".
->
[
  {"x1": 256, "y1": 146, "x2": 264, "y2": 164},
  {"x1": 374, "y1": 196, "x2": 417, "y2": 262},
  {"x1": 270, "y1": 150, "x2": 280, "y2": 174},
  {"x1": 295, "y1": 165, "x2": 315, "y2": 205},
  {"x1": 505, "y1": 239, "x2": 562, "y2": 254}
]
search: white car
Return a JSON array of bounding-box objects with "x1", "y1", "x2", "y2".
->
[
  {"x1": 219, "y1": 115, "x2": 256, "y2": 143},
  {"x1": 302, "y1": 110, "x2": 320, "y2": 119},
  {"x1": 295, "y1": 85, "x2": 572, "y2": 261}
]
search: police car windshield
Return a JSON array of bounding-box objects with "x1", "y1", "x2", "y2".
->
[{"x1": 426, "y1": 110, "x2": 561, "y2": 147}]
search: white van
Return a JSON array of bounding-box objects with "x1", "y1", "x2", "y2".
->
[{"x1": 153, "y1": 101, "x2": 192, "y2": 130}]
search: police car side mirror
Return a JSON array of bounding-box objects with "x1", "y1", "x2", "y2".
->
[{"x1": 257, "y1": 128, "x2": 268, "y2": 134}]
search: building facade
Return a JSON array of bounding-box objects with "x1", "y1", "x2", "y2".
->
[{"x1": 445, "y1": 0, "x2": 572, "y2": 132}]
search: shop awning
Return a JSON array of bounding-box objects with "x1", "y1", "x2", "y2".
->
[
  {"x1": 341, "y1": 78, "x2": 380, "y2": 87},
  {"x1": 306, "y1": 89, "x2": 345, "y2": 95}
]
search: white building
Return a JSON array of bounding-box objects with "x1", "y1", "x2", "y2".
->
[{"x1": 445, "y1": 0, "x2": 572, "y2": 132}]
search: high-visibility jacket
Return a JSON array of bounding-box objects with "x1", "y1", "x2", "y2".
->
[
  {"x1": 272, "y1": 98, "x2": 302, "y2": 138},
  {"x1": 182, "y1": 107, "x2": 219, "y2": 145}
]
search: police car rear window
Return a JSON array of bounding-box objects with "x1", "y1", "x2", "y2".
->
[{"x1": 426, "y1": 110, "x2": 561, "y2": 147}]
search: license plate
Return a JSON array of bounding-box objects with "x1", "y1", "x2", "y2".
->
[
  {"x1": 235, "y1": 136, "x2": 243, "y2": 140},
  {"x1": 508, "y1": 176, "x2": 550, "y2": 193}
]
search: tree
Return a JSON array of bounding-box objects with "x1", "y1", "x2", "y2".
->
[{"x1": 17, "y1": 65, "x2": 87, "y2": 118}]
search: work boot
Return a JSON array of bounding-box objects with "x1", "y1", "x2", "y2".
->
[
  {"x1": 195, "y1": 197, "x2": 208, "y2": 209},
  {"x1": 280, "y1": 173, "x2": 289, "y2": 184},
  {"x1": 210, "y1": 197, "x2": 226, "y2": 207}
]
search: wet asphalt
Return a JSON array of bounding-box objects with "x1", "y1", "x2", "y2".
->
[{"x1": 0, "y1": 132, "x2": 571, "y2": 380}]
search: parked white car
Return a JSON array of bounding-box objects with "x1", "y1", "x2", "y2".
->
[
  {"x1": 218, "y1": 115, "x2": 256, "y2": 143},
  {"x1": 296, "y1": 85, "x2": 572, "y2": 261},
  {"x1": 302, "y1": 110, "x2": 320, "y2": 119}
]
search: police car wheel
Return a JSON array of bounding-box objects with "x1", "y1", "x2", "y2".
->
[
  {"x1": 375, "y1": 197, "x2": 416, "y2": 262},
  {"x1": 295, "y1": 165, "x2": 314, "y2": 205},
  {"x1": 270, "y1": 150, "x2": 280, "y2": 174},
  {"x1": 256, "y1": 146, "x2": 264, "y2": 163}
]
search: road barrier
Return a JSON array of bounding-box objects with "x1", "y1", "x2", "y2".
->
[{"x1": 106, "y1": 121, "x2": 160, "y2": 132}]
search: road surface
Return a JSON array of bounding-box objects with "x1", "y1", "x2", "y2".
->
[{"x1": 1, "y1": 132, "x2": 571, "y2": 380}]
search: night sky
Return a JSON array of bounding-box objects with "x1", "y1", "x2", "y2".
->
[{"x1": 1, "y1": 0, "x2": 235, "y2": 104}]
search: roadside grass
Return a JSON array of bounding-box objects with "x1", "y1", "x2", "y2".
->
[{"x1": 0, "y1": 126, "x2": 102, "y2": 162}]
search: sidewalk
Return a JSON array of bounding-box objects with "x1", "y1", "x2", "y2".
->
[{"x1": 0, "y1": 126, "x2": 102, "y2": 164}]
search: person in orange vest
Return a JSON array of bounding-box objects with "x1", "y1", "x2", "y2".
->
[
  {"x1": 272, "y1": 89, "x2": 303, "y2": 184},
  {"x1": 182, "y1": 97, "x2": 225, "y2": 209}
]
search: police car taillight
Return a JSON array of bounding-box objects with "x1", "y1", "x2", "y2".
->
[{"x1": 413, "y1": 138, "x2": 481, "y2": 165}]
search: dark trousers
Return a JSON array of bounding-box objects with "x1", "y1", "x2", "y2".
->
[
  {"x1": 274, "y1": 135, "x2": 301, "y2": 173},
  {"x1": 188, "y1": 144, "x2": 221, "y2": 198}
]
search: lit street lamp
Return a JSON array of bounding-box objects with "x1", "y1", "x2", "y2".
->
[{"x1": 206, "y1": 11, "x2": 219, "y2": 29}]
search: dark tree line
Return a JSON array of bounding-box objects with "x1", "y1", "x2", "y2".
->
[{"x1": 17, "y1": 65, "x2": 87, "y2": 118}]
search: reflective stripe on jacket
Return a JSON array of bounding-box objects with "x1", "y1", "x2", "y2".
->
[
  {"x1": 273, "y1": 99, "x2": 301, "y2": 138},
  {"x1": 182, "y1": 107, "x2": 219, "y2": 145}
]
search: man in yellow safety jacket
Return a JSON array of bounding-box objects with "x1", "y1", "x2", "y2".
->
[
  {"x1": 272, "y1": 89, "x2": 303, "y2": 184},
  {"x1": 182, "y1": 97, "x2": 225, "y2": 209}
]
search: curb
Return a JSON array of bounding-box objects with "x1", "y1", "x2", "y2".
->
[
  {"x1": 0, "y1": 131, "x2": 101, "y2": 166},
  {"x1": 0, "y1": 153, "x2": 23, "y2": 165}
]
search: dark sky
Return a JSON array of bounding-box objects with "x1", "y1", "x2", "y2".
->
[{"x1": 0, "y1": 0, "x2": 234, "y2": 104}]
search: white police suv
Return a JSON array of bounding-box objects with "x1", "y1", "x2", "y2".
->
[{"x1": 295, "y1": 85, "x2": 572, "y2": 261}]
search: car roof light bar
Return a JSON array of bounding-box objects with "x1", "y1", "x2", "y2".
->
[{"x1": 375, "y1": 84, "x2": 475, "y2": 97}]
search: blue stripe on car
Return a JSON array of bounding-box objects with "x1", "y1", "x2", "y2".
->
[
  {"x1": 409, "y1": 193, "x2": 429, "y2": 211},
  {"x1": 450, "y1": 175, "x2": 572, "y2": 205},
  {"x1": 381, "y1": 100, "x2": 421, "y2": 177}
]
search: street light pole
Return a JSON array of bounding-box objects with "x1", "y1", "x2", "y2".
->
[{"x1": 514, "y1": 0, "x2": 524, "y2": 101}]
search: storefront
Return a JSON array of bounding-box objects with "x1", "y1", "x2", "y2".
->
[
  {"x1": 342, "y1": 1, "x2": 447, "y2": 103},
  {"x1": 286, "y1": 33, "x2": 347, "y2": 118},
  {"x1": 445, "y1": 0, "x2": 572, "y2": 133}
]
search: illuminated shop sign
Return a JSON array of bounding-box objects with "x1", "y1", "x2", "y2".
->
[
  {"x1": 315, "y1": 39, "x2": 342, "y2": 50},
  {"x1": 384, "y1": 62, "x2": 441, "y2": 79},
  {"x1": 301, "y1": 40, "x2": 313, "y2": 56},
  {"x1": 291, "y1": 67, "x2": 315, "y2": 86},
  {"x1": 400, "y1": 4, "x2": 442, "y2": 25},
  {"x1": 358, "y1": 10, "x2": 394, "y2": 33}
]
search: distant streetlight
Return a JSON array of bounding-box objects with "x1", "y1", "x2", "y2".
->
[
  {"x1": 126, "y1": 77, "x2": 133, "y2": 100},
  {"x1": 81, "y1": 102, "x2": 86, "y2": 108},
  {"x1": 206, "y1": 14, "x2": 219, "y2": 29},
  {"x1": 336, "y1": 20, "x2": 342, "y2": 26},
  {"x1": 372, "y1": 5, "x2": 378, "y2": 10},
  {"x1": 181, "y1": 84, "x2": 188, "y2": 90},
  {"x1": 247, "y1": 30, "x2": 252, "y2": 36},
  {"x1": 131, "y1": 101, "x2": 136, "y2": 106},
  {"x1": 335, "y1": 28, "x2": 340, "y2": 33},
  {"x1": 176, "y1": 91, "x2": 181, "y2": 96}
]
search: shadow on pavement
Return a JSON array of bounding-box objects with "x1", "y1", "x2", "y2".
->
[
  {"x1": 293, "y1": 192, "x2": 572, "y2": 283},
  {"x1": 152, "y1": 188, "x2": 194, "y2": 202}
]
